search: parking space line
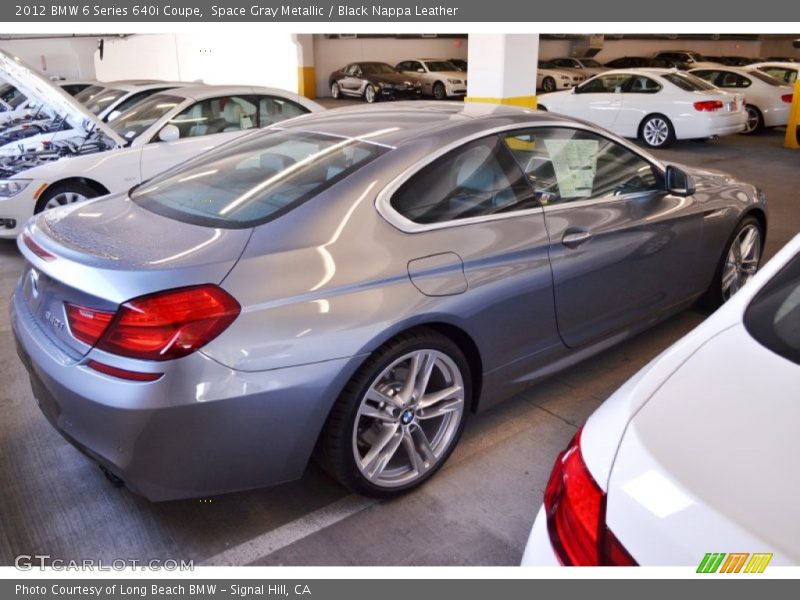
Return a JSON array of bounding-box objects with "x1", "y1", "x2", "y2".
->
[{"x1": 201, "y1": 495, "x2": 379, "y2": 565}]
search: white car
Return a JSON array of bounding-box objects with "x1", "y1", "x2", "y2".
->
[
  {"x1": 749, "y1": 62, "x2": 800, "y2": 86},
  {"x1": 538, "y1": 61, "x2": 585, "y2": 93},
  {"x1": 395, "y1": 58, "x2": 467, "y2": 99},
  {"x1": 538, "y1": 69, "x2": 746, "y2": 148},
  {"x1": 0, "y1": 51, "x2": 323, "y2": 239},
  {"x1": 690, "y1": 67, "x2": 794, "y2": 134},
  {"x1": 522, "y1": 232, "x2": 800, "y2": 567},
  {"x1": 74, "y1": 80, "x2": 190, "y2": 121},
  {"x1": 548, "y1": 57, "x2": 608, "y2": 77}
]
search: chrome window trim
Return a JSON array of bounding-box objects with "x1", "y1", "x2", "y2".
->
[{"x1": 375, "y1": 121, "x2": 666, "y2": 234}]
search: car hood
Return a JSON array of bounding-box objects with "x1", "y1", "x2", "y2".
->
[
  {"x1": 366, "y1": 72, "x2": 418, "y2": 85},
  {"x1": 605, "y1": 323, "x2": 800, "y2": 564},
  {"x1": 0, "y1": 50, "x2": 125, "y2": 147}
]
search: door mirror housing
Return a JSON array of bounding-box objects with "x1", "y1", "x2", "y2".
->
[
  {"x1": 158, "y1": 124, "x2": 180, "y2": 143},
  {"x1": 666, "y1": 165, "x2": 696, "y2": 196}
]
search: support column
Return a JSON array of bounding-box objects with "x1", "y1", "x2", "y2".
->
[
  {"x1": 464, "y1": 34, "x2": 539, "y2": 109},
  {"x1": 294, "y1": 34, "x2": 316, "y2": 99}
]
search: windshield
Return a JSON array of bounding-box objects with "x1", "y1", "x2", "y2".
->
[
  {"x1": 424, "y1": 60, "x2": 458, "y2": 72},
  {"x1": 749, "y1": 70, "x2": 785, "y2": 86},
  {"x1": 686, "y1": 52, "x2": 706, "y2": 61},
  {"x1": 73, "y1": 84, "x2": 105, "y2": 104},
  {"x1": 538, "y1": 61, "x2": 556, "y2": 69},
  {"x1": 663, "y1": 72, "x2": 717, "y2": 91},
  {"x1": 132, "y1": 130, "x2": 388, "y2": 228},
  {"x1": 362, "y1": 63, "x2": 397, "y2": 75},
  {"x1": 580, "y1": 59, "x2": 603, "y2": 68},
  {"x1": 8, "y1": 93, "x2": 27, "y2": 108},
  {"x1": 744, "y1": 252, "x2": 800, "y2": 366},
  {"x1": 109, "y1": 93, "x2": 183, "y2": 143},
  {"x1": 81, "y1": 87, "x2": 126, "y2": 115}
]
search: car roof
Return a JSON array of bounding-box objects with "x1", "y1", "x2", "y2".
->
[
  {"x1": 275, "y1": 101, "x2": 567, "y2": 148},
  {"x1": 99, "y1": 80, "x2": 190, "y2": 92},
  {"x1": 750, "y1": 61, "x2": 800, "y2": 69}
]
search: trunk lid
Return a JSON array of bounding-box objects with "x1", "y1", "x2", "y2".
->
[{"x1": 17, "y1": 193, "x2": 252, "y2": 359}]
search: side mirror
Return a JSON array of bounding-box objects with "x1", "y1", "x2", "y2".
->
[
  {"x1": 417, "y1": 68, "x2": 425, "y2": 73},
  {"x1": 158, "y1": 124, "x2": 180, "y2": 143},
  {"x1": 666, "y1": 165, "x2": 696, "y2": 196}
]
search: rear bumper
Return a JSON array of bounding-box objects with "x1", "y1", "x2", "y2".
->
[
  {"x1": 674, "y1": 111, "x2": 747, "y2": 139},
  {"x1": 11, "y1": 290, "x2": 365, "y2": 501},
  {"x1": 521, "y1": 506, "x2": 560, "y2": 566}
]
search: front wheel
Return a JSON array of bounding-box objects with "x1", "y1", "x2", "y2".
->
[
  {"x1": 319, "y1": 328, "x2": 470, "y2": 497},
  {"x1": 433, "y1": 82, "x2": 446, "y2": 100},
  {"x1": 331, "y1": 82, "x2": 341, "y2": 99},
  {"x1": 541, "y1": 77, "x2": 556, "y2": 93},
  {"x1": 705, "y1": 216, "x2": 764, "y2": 307},
  {"x1": 640, "y1": 114, "x2": 675, "y2": 148},
  {"x1": 364, "y1": 85, "x2": 377, "y2": 103},
  {"x1": 34, "y1": 181, "x2": 98, "y2": 214}
]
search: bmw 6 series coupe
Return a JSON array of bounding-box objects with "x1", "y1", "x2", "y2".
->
[{"x1": 12, "y1": 102, "x2": 767, "y2": 500}]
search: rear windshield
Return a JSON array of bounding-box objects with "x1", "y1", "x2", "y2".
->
[
  {"x1": 744, "y1": 253, "x2": 800, "y2": 366},
  {"x1": 132, "y1": 130, "x2": 388, "y2": 228},
  {"x1": 749, "y1": 70, "x2": 785, "y2": 86},
  {"x1": 663, "y1": 72, "x2": 717, "y2": 91}
]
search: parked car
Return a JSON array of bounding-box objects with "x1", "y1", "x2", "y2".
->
[
  {"x1": 538, "y1": 61, "x2": 585, "y2": 92},
  {"x1": 523, "y1": 233, "x2": 800, "y2": 567},
  {"x1": 604, "y1": 56, "x2": 686, "y2": 70},
  {"x1": 12, "y1": 102, "x2": 766, "y2": 501},
  {"x1": 548, "y1": 57, "x2": 608, "y2": 77},
  {"x1": 395, "y1": 59, "x2": 466, "y2": 99},
  {"x1": 653, "y1": 51, "x2": 723, "y2": 69},
  {"x1": 704, "y1": 56, "x2": 759, "y2": 67},
  {"x1": 749, "y1": 61, "x2": 800, "y2": 85},
  {"x1": 52, "y1": 79, "x2": 96, "y2": 97},
  {"x1": 690, "y1": 67, "x2": 794, "y2": 134},
  {"x1": 765, "y1": 56, "x2": 798, "y2": 63},
  {"x1": 448, "y1": 58, "x2": 468, "y2": 72},
  {"x1": 538, "y1": 69, "x2": 747, "y2": 148},
  {"x1": 329, "y1": 62, "x2": 422, "y2": 103},
  {"x1": 0, "y1": 50, "x2": 322, "y2": 239}
]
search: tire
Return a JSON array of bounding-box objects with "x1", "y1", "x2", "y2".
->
[
  {"x1": 331, "y1": 82, "x2": 341, "y2": 99},
  {"x1": 433, "y1": 82, "x2": 446, "y2": 100},
  {"x1": 319, "y1": 328, "x2": 471, "y2": 497},
  {"x1": 34, "y1": 181, "x2": 98, "y2": 214},
  {"x1": 542, "y1": 77, "x2": 556, "y2": 93},
  {"x1": 537, "y1": 104, "x2": 548, "y2": 112},
  {"x1": 639, "y1": 114, "x2": 675, "y2": 148},
  {"x1": 741, "y1": 105, "x2": 764, "y2": 135},
  {"x1": 364, "y1": 85, "x2": 377, "y2": 103},
  {"x1": 703, "y1": 216, "x2": 764, "y2": 308}
]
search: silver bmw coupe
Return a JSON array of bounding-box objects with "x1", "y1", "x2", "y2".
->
[{"x1": 12, "y1": 102, "x2": 766, "y2": 500}]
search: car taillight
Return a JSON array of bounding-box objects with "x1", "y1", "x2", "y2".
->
[
  {"x1": 693, "y1": 100, "x2": 724, "y2": 111},
  {"x1": 22, "y1": 231, "x2": 56, "y2": 261},
  {"x1": 782, "y1": 94, "x2": 793, "y2": 103},
  {"x1": 65, "y1": 285, "x2": 240, "y2": 361},
  {"x1": 544, "y1": 429, "x2": 638, "y2": 566}
]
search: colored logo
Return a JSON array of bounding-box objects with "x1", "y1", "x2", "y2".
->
[{"x1": 697, "y1": 552, "x2": 773, "y2": 573}]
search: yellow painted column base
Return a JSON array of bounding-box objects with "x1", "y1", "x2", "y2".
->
[
  {"x1": 464, "y1": 95, "x2": 538, "y2": 109},
  {"x1": 784, "y1": 80, "x2": 800, "y2": 149},
  {"x1": 297, "y1": 66, "x2": 316, "y2": 99}
]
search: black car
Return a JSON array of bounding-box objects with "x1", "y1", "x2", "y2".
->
[
  {"x1": 329, "y1": 62, "x2": 422, "y2": 103},
  {"x1": 604, "y1": 56, "x2": 688, "y2": 70}
]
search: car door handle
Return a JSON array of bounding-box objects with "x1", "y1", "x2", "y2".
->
[{"x1": 562, "y1": 230, "x2": 593, "y2": 248}]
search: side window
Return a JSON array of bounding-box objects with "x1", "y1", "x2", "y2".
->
[
  {"x1": 390, "y1": 135, "x2": 537, "y2": 224},
  {"x1": 500, "y1": 128, "x2": 663, "y2": 206},
  {"x1": 256, "y1": 96, "x2": 308, "y2": 127},
  {"x1": 168, "y1": 96, "x2": 258, "y2": 138},
  {"x1": 718, "y1": 72, "x2": 750, "y2": 88},
  {"x1": 577, "y1": 74, "x2": 631, "y2": 94},
  {"x1": 346, "y1": 64, "x2": 359, "y2": 76},
  {"x1": 627, "y1": 76, "x2": 662, "y2": 93},
  {"x1": 552, "y1": 59, "x2": 569, "y2": 68}
]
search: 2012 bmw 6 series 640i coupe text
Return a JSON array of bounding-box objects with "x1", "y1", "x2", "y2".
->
[{"x1": 12, "y1": 102, "x2": 767, "y2": 500}]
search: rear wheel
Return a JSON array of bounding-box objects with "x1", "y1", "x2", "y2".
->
[
  {"x1": 319, "y1": 328, "x2": 470, "y2": 497},
  {"x1": 542, "y1": 77, "x2": 556, "y2": 93},
  {"x1": 433, "y1": 82, "x2": 446, "y2": 100},
  {"x1": 34, "y1": 181, "x2": 99, "y2": 214},
  {"x1": 704, "y1": 216, "x2": 764, "y2": 307},
  {"x1": 741, "y1": 105, "x2": 764, "y2": 135},
  {"x1": 640, "y1": 114, "x2": 675, "y2": 148}
]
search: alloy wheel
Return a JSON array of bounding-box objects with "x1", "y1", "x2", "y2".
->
[
  {"x1": 365, "y1": 86, "x2": 376, "y2": 103},
  {"x1": 43, "y1": 191, "x2": 88, "y2": 211},
  {"x1": 331, "y1": 83, "x2": 340, "y2": 99},
  {"x1": 643, "y1": 117, "x2": 669, "y2": 147},
  {"x1": 743, "y1": 106, "x2": 761, "y2": 134},
  {"x1": 721, "y1": 223, "x2": 761, "y2": 300},
  {"x1": 433, "y1": 83, "x2": 446, "y2": 100},
  {"x1": 351, "y1": 349, "x2": 465, "y2": 488},
  {"x1": 542, "y1": 77, "x2": 555, "y2": 92}
]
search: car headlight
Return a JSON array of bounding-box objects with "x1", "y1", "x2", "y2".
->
[
  {"x1": 447, "y1": 78, "x2": 462, "y2": 84},
  {"x1": 0, "y1": 179, "x2": 31, "y2": 198}
]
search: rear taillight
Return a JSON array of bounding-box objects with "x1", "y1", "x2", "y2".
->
[
  {"x1": 65, "y1": 285, "x2": 240, "y2": 361},
  {"x1": 782, "y1": 94, "x2": 793, "y2": 103},
  {"x1": 22, "y1": 231, "x2": 55, "y2": 261},
  {"x1": 693, "y1": 100, "x2": 724, "y2": 111},
  {"x1": 544, "y1": 429, "x2": 638, "y2": 566},
  {"x1": 87, "y1": 360, "x2": 162, "y2": 382}
]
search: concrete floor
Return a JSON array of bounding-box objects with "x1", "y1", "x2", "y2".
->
[{"x1": 1, "y1": 119, "x2": 798, "y2": 566}]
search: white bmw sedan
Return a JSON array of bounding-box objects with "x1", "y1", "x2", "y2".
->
[
  {"x1": 538, "y1": 69, "x2": 746, "y2": 148},
  {"x1": 690, "y1": 67, "x2": 794, "y2": 134},
  {"x1": 522, "y1": 233, "x2": 800, "y2": 567}
]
